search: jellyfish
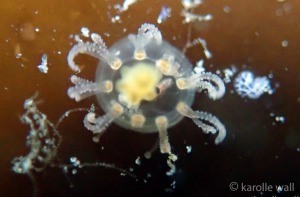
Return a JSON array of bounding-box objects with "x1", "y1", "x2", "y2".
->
[{"x1": 67, "y1": 23, "x2": 226, "y2": 175}]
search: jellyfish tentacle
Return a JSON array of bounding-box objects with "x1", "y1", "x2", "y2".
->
[
  {"x1": 194, "y1": 72, "x2": 225, "y2": 100},
  {"x1": 155, "y1": 116, "x2": 177, "y2": 176},
  {"x1": 84, "y1": 101, "x2": 124, "y2": 143},
  {"x1": 192, "y1": 111, "x2": 226, "y2": 144},
  {"x1": 156, "y1": 54, "x2": 181, "y2": 77},
  {"x1": 155, "y1": 116, "x2": 171, "y2": 154},
  {"x1": 176, "y1": 102, "x2": 226, "y2": 144},
  {"x1": 176, "y1": 72, "x2": 225, "y2": 100},
  {"x1": 137, "y1": 23, "x2": 162, "y2": 45},
  {"x1": 68, "y1": 75, "x2": 112, "y2": 102},
  {"x1": 67, "y1": 34, "x2": 121, "y2": 72},
  {"x1": 90, "y1": 33, "x2": 122, "y2": 70},
  {"x1": 128, "y1": 23, "x2": 163, "y2": 59}
]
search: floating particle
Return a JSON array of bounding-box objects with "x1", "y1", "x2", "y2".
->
[
  {"x1": 72, "y1": 169, "x2": 78, "y2": 175},
  {"x1": 81, "y1": 27, "x2": 90, "y2": 37},
  {"x1": 63, "y1": 166, "x2": 68, "y2": 173},
  {"x1": 135, "y1": 156, "x2": 141, "y2": 165},
  {"x1": 157, "y1": 6, "x2": 172, "y2": 24},
  {"x1": 281, "y1": 40, "x2": 288, "y2": 47},
  {"x1": 70, "y1": 157, "x2": 76, "y2": 163},
  {"x1": 114, "y1": 0, "x2": 137, "y2": 12},
  {"x1": 14, "y1": 43, "x2": 22, "y2": 59},
  {"x1": 194, "y1": 59, "x2": 205, "y2": 74},
  {"x1": 221, "y1": 65, "x2": 238, "y2": 83},
  {"x1": 270, "y1": 113, "x2": 286, "y2": 124},
  {"x1": 275, "y1": 116, "x2": 286, "y2": 123},
  {"x1": 70, "y1": 157, "x2": 80, "y2": 166},
  {"x1": 186, "y1": 145, "x2": 192, "y2": 153},
  {"x1": 181, "y1": 0, "x2": 202, "y2": 10},
  {"x1": 37, "y1": 54, "x2": 48, "y2": 74},
  {"x1": 223, "y1": 5, "x2": 231, "y2": 13},
  {"x1": 111, "y1": 15, "x2": 121, "y2": 23},
  {"x1": 74, "y1": 34, "x2": 82, "y2": 43},
  {"x1": 181, "y1": 10, "x2": 213, "y2": 24},
  {"x1": 234, "y1": 70, "x2": 272, "y2": 99},
  {"x1": 104, "y1": 32, "x2": 110, "y2": 37},
  {"x1": 170, "y1": 180, "x2": 176, "y2": 189}
]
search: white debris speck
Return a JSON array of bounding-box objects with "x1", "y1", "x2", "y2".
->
[
  {"x1": 81, "y1": 27, "x2": 90, "y2": 37},
  {"x1": 34, "y1": 28, "x2": 39, "y2": 32},
  {"x1": 222, "y1": 65, "x2": 238, "y2": 83},
  {"x1": 281, "y1": 40, "x2": 288, "y2": 47},
  {"x1": 182, "y1": 0, "x2": 202, "y2": 10},
  {"x1": 15, "y1": 53, "x2": 22, "y2": 59},
  {"x1": 63, "y1": 166, "x2": 68, "y2": 173},
  {"x1": 72, "y1": 169, "x2": 77, "y2": 175},
  {"x1": 70, "y1": 156, "x2": 81, "y2": 167},
  {"x1": 37, "y1": 54, "x2": 48, "y2": 74},
  {"x1": 275, "y1": 116, "x2": 286, "y2": 123},
  {"x1": 74, "y1": 34, "x2": 82, "y2": 43},
  {"x1": 111, "y1": 15, "x2": 121, "y2": 23},
  {"x1": 157, "y1": 6, "x2": 172, "y2": 24},
  {"x1": 171, "y1": 181, "x2": 176, "y2": 189},
  {"x1": 186, "y1": 145, "x2": 192, "y2": 153},
  {"x1": 194, "y1": 59, "x2": 205, "y2": 74},
  {"x1": 297, "y1": 147, "x2": 300, "y2": 152},
  {"x1": 115, "y1": 0, "x2": 137, "y2": 12},
  {"x1": 104, "y1": 32, "x2": 110, "y2": 37},
  {"x1": 223, "y1": 5, "x2": 231, "y2": 13},
  {"x1": 182, "y1": 10, "x2": 213, "y2": 24},
  {"x1": 135, "y1": 156, "x2": 141, "y2": 165},
  {"x1": 70, "y1": 157, "x2": 77, "y2": 163}
]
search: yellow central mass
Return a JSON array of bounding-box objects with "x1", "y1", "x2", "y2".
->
[{"x1": 116, "y1": 62, "x2": 162, "y2": 107}]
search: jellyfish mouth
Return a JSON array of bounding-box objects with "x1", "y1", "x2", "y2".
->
[{"x1": 115, "y1": 62, "x2": 162, "y2": 108}]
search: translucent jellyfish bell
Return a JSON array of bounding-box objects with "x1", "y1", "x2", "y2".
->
[{"x1": 95, "y1": 34, "x2": 195, "y2": 133}]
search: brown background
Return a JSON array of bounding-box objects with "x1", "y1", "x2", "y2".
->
[{"x1": 0, "y1": 0, "x2": 300, "y2": 196}]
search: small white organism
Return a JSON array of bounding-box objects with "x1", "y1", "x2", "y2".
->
[
  {"x1": 234, "y1": 70, "x2": 272, "y2": 99},
  {"x1": 37, "y1": 54, "x2": 48, "y2": 74}
]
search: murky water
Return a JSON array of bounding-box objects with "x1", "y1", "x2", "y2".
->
[{"x1": 1, "y1": 0, "x2": 300, "y2": 196}]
